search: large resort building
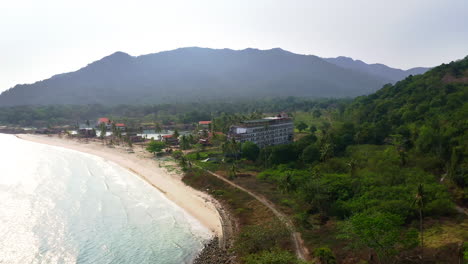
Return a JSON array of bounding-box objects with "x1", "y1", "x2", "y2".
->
[{"x1": 229, "y1": 113, "x2": 294, "y2": 148}]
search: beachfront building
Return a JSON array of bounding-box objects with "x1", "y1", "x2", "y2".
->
[
  {"x1": 115, "y1": 123, "x2": 126, "y2": 131},
  {"x1": 228, "y1": 113, "x2": 294, "y2": 148},
  {"x1": 97, "y1": 117, "x2": 112, "y2": 129},
  {"x1": 161, "y1": 134, "x2": 179, "y2": 145},
  {"x1": 78, "y1": 124, "x2": 96, "y2": 137}
]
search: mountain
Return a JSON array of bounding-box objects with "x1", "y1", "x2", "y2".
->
[
  {"x1": 0, "y1": 47, "x2": 421, "y2": 106},
  {"x1": 348, "y1": 55, "x2": 467, "y2": 148},
  {"x1": 324, "y1": 56, "x2": 430, "y2": 83}
]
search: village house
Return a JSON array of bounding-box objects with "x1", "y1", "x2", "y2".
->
[
  {"x1": 228, "y1": 113, "x2": 294, "y2": 148},
  {"x1": 96, "y1": 118, "x2": 126, "y2": 131},
  {"x1": 198, "y1": 131, "x2": 225, "y2": 146},
  {"x1": 97, "y1": 117, "x2": 112, "y2": 129},
  {"x1": 198, "y1": 120, "x2": 212, "y2": 129},
  {"x1": 161, "y1": 134, "x2": 179, "y2": 145},
  {"x1": 78, "y1": 124, "x2": 96, "y2": 137},
  {"x1": 115, "y1": 123, "x2": 126, "y2": 131}
]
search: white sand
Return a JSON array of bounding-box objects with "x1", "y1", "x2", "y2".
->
[{"x1": 17, "y1": 134, "x2": 223, "y2": 238}]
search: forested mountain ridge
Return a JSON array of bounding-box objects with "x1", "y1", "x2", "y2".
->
[
  {"x1": 347, "y1": 56, "x2": 468, "y2": 200},
  {"x1": 348, "y1": 55, "x2": 467, "y2": 145},
  {"x1": 0, "y1": 54, "x2": 466, "y2": 262},
  {"x1": 236, "y1": 56, "x2": 467, "y2": 262},
  {"x1": 194, "y1": 56, "x2": 467, "y2": 262},
  {"x1": 324, "y1": 56, "x2": 430, "y2": 83},
  {"x1": 1, "y1": 47, "x2": 416, "y2": 106}
]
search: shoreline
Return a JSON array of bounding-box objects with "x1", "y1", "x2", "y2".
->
[{"x1": 16, "y1": 134, "x2": 223, "y2": 239}]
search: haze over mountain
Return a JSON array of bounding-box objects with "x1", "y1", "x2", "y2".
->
[
  {"x1": 0, "y1": 47, "x2": 428, "y2": 106},
  {"x1": 324, "y1": 56, "x2": 430, "y2": 83}
]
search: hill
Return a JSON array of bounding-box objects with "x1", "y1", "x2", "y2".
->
[
  {"x1": 324, "y1": 56, "x2": 430, "y2": 83},
  {"x1": 1, "y1": 47, "x2": 399, "y2": 106},
  {"x1": 347, "y1": 56, "x2": 467, "y2": 199},
  {"x1": 348, "y1": 56, "x2": 467, "y2": 145}
]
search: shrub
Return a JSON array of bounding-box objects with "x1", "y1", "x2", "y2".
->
[
  {"x1": 313, "y1": 246, "x2": 337, "y2": 264},
  {"x1": 242, "y1": 141, "x2": 260, "y2": 161},
  {"x1": 234, "y1": 221, "x2": 289, "y2": 255},
  {"x1": 243, "y1": 249, "x2": 305, "y2": 264}
]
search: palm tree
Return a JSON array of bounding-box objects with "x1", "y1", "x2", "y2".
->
[
  {"x1": 320, "y1": 142, "x2": 334, "y2": 161},
  {"x1": 413, "y1": 183, "x2": 425, "y2": 263},
  {"x1": 222, "y1": 138, "x2": 239, "y2": 160},
  {"x1": 179, "y1": 155, "x2": 188, "y2": 170},
  {"x1": 173, "y1": 129, "x2": 180, "y2": 139},
  {"x1": 180, "y1": 135, "x2": 190, "y2": 150},
  {"x1": 228, "y1": 162, "x2": 237, "y2": 180},
  {"x1": 154, "y1": 123, "x2": 162, "y2": 133},
  {"x1": 111, "y1": 123, "x2": 117, "y2": 143},
  {"x1": 280, "y1": 170, "x2": 294, "y2": 193},
  {"x1": 99, "y1": 123, "x2": 107, "y2": 141}
]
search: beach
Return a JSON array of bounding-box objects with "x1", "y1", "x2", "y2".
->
[{"x1": 16, "y1": 134, "x2": 223, "y2": 239}]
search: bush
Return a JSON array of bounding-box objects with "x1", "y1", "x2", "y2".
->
[
  {"x1": 242, "y1": 141, "x2": 260, "y2": 161},
  {"x1": 234, "y1": 221, "x2": 289, "y2": 255},
  {"x1": 146, "y1": 139, "x2": 166, "y2": 155},
  {"x1": 302, "y1": 144, "x2": 320, "y2": 164},
  {"x1": 268, "y1": 144, "x2": 300, "y2": 165},
  {"x1": 313, "y1": 246, "x2": 337, "y2": 264},
  {"x1": 171, "y1": 150, "x2": 183, "y2": 159},
  {"x1": 243, "y1": 249, "x2": 305, "y2": 264}
]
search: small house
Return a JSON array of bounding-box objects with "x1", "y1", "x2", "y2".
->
[
  {"x1": 78, "y1": 124, "x2": 96, "y2": 137},
  {"x1": 115, "y1": 123, "x2": 126, "y2": 131},
  {"x1": 162, "y1": 134, "x2": 179, "y2": 145},
  {"x1": 97, "y1": 117, "x2": 112, "y2": 129},
  {"x1": 198, "y1": 121, "x2": 212, "y2": 129}
]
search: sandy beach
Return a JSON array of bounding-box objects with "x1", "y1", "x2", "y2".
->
[{"x1": 16, "y1": 134, "x2": 223, "y2": 238}]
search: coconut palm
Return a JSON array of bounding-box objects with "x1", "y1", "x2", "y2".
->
[
  {"x1": 154, "y1": 123, "x2": 162, "y2": 133},
  {"x1": 228, "y1": 162, "x2": 237, "y2": 180}
]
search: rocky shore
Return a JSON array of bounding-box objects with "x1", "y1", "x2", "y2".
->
[{"x1": 193, "y1": 237, "x2": 235, "y2": 264}]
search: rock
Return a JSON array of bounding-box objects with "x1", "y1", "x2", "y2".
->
[{"x1": 193, "y1": 237, "x2": 234, "y2": 264}]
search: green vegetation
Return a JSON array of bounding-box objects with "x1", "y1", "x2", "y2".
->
[
  {"x1": 145, "y1": 139, "x2": 166, "y2": 155},
  {"x1": 241, "y1": 142, "x2": 260, "y2": 161},
  {"x1": 312, "y1": 247, "x2": 336, "y2": 264},
  {"x1": 243, "y1": 249, "x2": 307, "y2": 264},
  {"x1": 4, "y1": 56, "x2": 467, "y2": 263},
  {"x1": 178, "y1": 57, "x2": 467, "y2": 263},
  {"x1": 296, "y1": 121, "x2": 308, "y2": 133},
  {"x1": 234, "y1": 221, "x2": 289, "y2": 254},
  {"x1": 338, "y1": 211, "x2": 418, "y2": 263},
  {"x1": 0, "y1": 98, "x2": 347, "y2": 128}
]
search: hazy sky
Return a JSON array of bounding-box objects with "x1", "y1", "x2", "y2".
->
[{"x1": 1, "y1": 0, "x2": 467, "y2": 93}]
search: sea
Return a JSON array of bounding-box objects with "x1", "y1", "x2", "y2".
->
[{"x1": 0, "y1": 134, "x2": 210, "y2": 264}]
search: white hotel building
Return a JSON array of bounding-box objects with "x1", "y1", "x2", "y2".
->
[{"x1": 228, "y1": 114, "x2": 294, "y2": 148}]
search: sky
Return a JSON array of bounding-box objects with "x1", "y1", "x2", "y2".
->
[{"x1": 1, "y1": 0, "x2": 467, "y2": 93}]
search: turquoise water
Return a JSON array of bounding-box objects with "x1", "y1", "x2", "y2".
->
[{"x1": 0, "y1": 134, "x2": 209, "y2": 264}]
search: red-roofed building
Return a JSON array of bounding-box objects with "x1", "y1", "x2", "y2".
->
[
  {"x1": 97, "y1": 117, "x2": 111, "y2": 129},
  {"x1": 98, "y1": 117, "x2": 110, "y2": 124},
  {"x1": 198, "y1": 120, "x2": 212, "y2": 132}
]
